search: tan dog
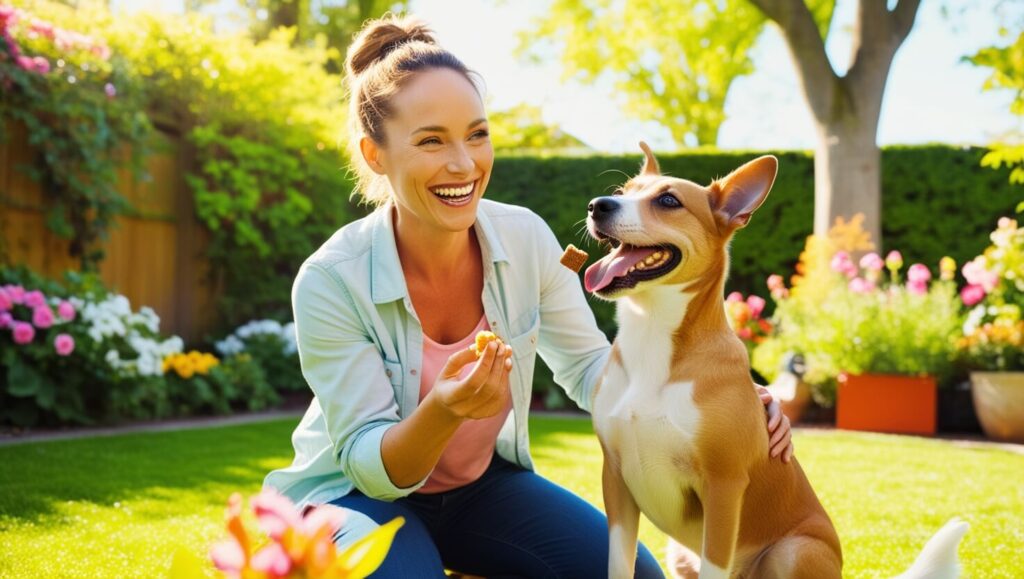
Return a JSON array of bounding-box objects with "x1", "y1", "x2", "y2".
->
[{"x1": 585, "y1": 144, "x2": 967, "y2": 578}]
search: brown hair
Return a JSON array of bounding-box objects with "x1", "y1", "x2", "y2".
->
[{"x1": 345, "y1": 15, "x2": 480, "y2": 207}]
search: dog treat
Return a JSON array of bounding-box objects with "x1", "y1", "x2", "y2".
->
[
  {"x1": 560, "y1": 244, "x2": 589, "y2": 273},
  {"x1": 470, "y1": 331, "x2": 504, "y2": 357}
]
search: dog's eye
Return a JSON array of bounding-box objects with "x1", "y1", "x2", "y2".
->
[{"x1": 657, "y1": 193, "x2": 682, "y2": 208}]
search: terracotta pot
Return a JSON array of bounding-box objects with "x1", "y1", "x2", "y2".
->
[
  {"x1": 970, "y1": 372, "x2": 1024, "y2": 443},
  {"x1": 837, "y1": 373, "x2": 936, "y2": 435}
]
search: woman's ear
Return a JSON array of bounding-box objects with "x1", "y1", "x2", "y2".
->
[{"x1": 359, "y1": 136, "x2": 387, "y2": 175}]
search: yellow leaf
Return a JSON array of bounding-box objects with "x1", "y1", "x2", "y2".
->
[
  {"x1": 330, "y1": 517, "x2": 405, "y2": 579},
  {"x1": 167, "y1": 547, "x2": 209, "y2": 579}
]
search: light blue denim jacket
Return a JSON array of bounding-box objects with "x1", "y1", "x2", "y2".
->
[{"x1": 263, "y1": 199, "x2": 610, "y2": 509}]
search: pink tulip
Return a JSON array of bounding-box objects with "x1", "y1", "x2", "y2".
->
[
  {"x1": 859, "y1": 252, "x2": 884, "y2": 272},
  {"x1": 12, "y1": 321, "x2": 35, "y2": 344},
  {"x1": 962, "y1": 258, "x2": 999, "y2": 292},
  {"x1": 766, "y1": 274, "x2": 785, "y2": 292},
  {"x1": 746, "y1": 295, "x2": 766, "y2": 319},
  {"x1": 848, "y1": 277, "x2": 876, "y2": 294},
  {"x1": 907, "y1": 264, "x2": 932, "y2": 284},
  {"x1": 300, "y1": 504, "x2": 347, "y2": 538},
  {"x1": 0, "y1": 312, "x2": 12, "y2": 329},
  {"x1": 885, "y1": 250, "x2": 903, "y2": 271},
  {"x1": 0, "y1": 288, "x2": 11, "y2": 311},
  {"x1": 54, "y1": 333, "x2": 75, "y2": 356},
  {"x1": 32, "y1": 305, "x2": 54, "y2": 329},
  {"x1": 57, "y1": 300, "x2": 76, "y2": 321},
  {"x1": 907, "y1": 280, "x2": 928, "y2": 296},
  {"x1": 210, "y1": 539, "x2": 246, "y2": 574},
  {"x1": 726, "y1": 291, "x2": 743, "y2": 303},
  {"x1": 961, "y1": 284, "x2": 986, "y2": 307},
  {"x1": 23, "y1": 290, "x2": 45, "y2": 309}
]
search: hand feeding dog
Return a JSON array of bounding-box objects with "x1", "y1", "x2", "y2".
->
[{"x1": 585, "y1": 143, "x2": 968, "y2": 578}]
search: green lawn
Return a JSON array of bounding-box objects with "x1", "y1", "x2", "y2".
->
[{"x1": 0, "y1": 417, "x2": 1021, "y2": 578}]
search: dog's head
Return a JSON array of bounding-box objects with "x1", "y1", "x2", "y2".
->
[{"x1": 584, "y1": 142, "x2": 777, "y2": 299}]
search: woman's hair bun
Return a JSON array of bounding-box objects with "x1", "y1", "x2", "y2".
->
[{"x1": 346, "y1": 15, "x2": 437, "y2": 78}]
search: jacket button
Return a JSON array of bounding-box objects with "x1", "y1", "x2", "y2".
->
[
  {"x1": 411, "y1": 369, "x2": 418, "y2": 376},
  {"x1": 385, "y1": 369, "x2": 392, "y2": 378}
]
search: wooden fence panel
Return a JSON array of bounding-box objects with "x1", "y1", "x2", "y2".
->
[{"x1": 0, "y1": 122, "x2": 217, "y2": 342}]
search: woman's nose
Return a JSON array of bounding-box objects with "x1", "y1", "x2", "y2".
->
[{"x1": 446, "y1": 144, "x2": 474, "y2": 175}]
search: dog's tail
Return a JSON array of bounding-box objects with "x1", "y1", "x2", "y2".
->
[{"x1": 894, "y1": 517, "x2": 969, "y2": 579}]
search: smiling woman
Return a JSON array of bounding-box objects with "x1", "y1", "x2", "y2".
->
[{"x1": 261, "y1": 14, "x2": 792, "y2": 579}]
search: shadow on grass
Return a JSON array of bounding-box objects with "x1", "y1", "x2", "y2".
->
[{"x1": 0, "y1": 418, "x2": 301, "y2": 524}]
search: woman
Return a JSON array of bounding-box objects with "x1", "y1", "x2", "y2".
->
[{"x1": 264, "y1": 15, "x2": 793, "y2": 578}]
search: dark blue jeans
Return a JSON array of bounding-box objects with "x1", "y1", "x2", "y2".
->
[{"x1": 330, "y1": 454, "x2": 664, "y2": 578}]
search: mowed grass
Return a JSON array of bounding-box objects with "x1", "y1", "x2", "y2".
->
[{"x1": 0, "y1": 416, "x2": 1021, "y2": 578}]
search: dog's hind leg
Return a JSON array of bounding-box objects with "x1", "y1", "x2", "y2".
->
[{"x1": 744, "y1": 536, "x2": 841, "y2": 579}]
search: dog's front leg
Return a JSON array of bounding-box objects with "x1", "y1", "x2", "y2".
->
[
  {"x1": 602, "y1": 445, "x2": 641, "y2": 579},
  {"x1": 698, "y1": 477, "x2": 748, "y2": 579}
]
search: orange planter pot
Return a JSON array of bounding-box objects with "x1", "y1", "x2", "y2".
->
[{"x1": 837, "y1": 373, "x2": 937, "y2": 435}]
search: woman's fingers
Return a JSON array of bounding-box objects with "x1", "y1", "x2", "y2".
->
[
  {"x1": 769, "y1": 415, "x2": 792, "y2": 458},
  {"x1": 441, "y1": 347, "x2": 480, "y2": 379},
  {"x1": 766, "y1": 399, "x2": 782, "y2": 431},
  {"x1": 783, "y1": 440, "x2": 795, "y2": 463}
]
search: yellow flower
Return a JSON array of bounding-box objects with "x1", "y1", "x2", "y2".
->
[
  {"x1": 174, "y1": 356, "x2": 196, "y2": 379},
  {"x1": 940, "y1": 256, "x2": 956, "y2": 281}
]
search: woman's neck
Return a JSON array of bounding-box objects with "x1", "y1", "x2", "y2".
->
[{"x1": 392, "y1": 205, "x2": 478, "y2": 286}]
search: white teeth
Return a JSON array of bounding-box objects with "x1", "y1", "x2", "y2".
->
[{"x1": 433, "y1": 183, "x2": 474, "y2": 197}]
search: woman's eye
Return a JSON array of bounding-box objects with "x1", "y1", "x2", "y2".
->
[
  {"x1": 470, "y1": 129, "x2": 490, "y2": 140},
  {"x1": 657, "y1": 193, "x2": 682, "y2": 208},
  {"x1": 418, "y1": 137, "x2": 442, "y2": 146}
]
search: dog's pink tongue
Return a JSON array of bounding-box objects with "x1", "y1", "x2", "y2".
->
[{"x1": 584, "y1": 246, "x2": 657, "y2": 293}]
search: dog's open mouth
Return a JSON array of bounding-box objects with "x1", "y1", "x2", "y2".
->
[{"x1": 583, "y1": 240, "x2": 682, "y2": 294}]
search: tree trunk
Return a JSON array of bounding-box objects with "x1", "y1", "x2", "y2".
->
[{"x1": 813, "y1": 97, "x2": 883, "y2": 246}]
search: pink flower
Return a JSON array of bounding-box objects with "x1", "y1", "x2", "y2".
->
[
  {"x1": 830, "y1": 251, "x2": 857, "y2": 278},
  {"x1": 31, "y1": 56, "x2": 49, "y2": 74},
  {"x1": 848, "y1": 277, "x2": 876, "y2": 294},
  {"x1": 58, "y1": 300, "x2": 76, "y2": 321},
  {"x1": 962, "y1": 257, "x2": 999, "y2": 292},
  {"x1": 250, "y1": 542, "x2": 293, "y2": 576},
  {"x1": 23, "y1": 290, "x2": 46, "y2": 309},
  {"x1": 210, "y1": 539, "x2": 246, "y2": 575},
  {"x1": 0, "y1": 288, "x2": 11, "y2": 311},
  {"x1": 32, "y1": 305, "x2": 54, "y2": 329},
  {"x1": 859, "y1": 252, "x2": 884, "y2": 272},
  {"x1": 746, "y1": 295, "x2": 766, "y2": 319},
  {"x1": 885, "y1": 250, "x2": 903, "y2": 271},
  {"x1": 15, "y1": 55, "x2": 35, "y2": 71},
  {"x1": 907, "y1": 280, "x2": 928, "y2": 296},
  {"x1": 0, "y1": 6, "x2": 20, "y2": 29},
  {"x1": 104, "y1": 83, "x2": 116, "y2": 98},
  {"x1": 961, "y1": 284, "x2": 986, "y2": 307},
  {"x1": 4, "y1": 285, "x2": 25, "y2": 304},
  {"x1": 29, "y1": 19, "x2": 54, "y2": 39},
  {"x1": 726, "y1": 291, "x2": 743, "y2": 303},
  {"x1": 766, "y1": 274, "x2": 785, "y2": 292},
  {"x1": 0, "y1": 312, "x2": 12, "y2": 329},
  {"x1": 12, "y1": 321, "x2": 35, "y2": 344},
  {"x1": 54, "y1": 333, "x2": 75, "y2": 356},
  {"x1": 252, "y1": 489, "x2": 303, "y2": 540},
  {"x1": 907, "y1": 264, "x2": 932, "y2": 284},
  {"x1": 737, "y1": 327, "x2": 753, "y2": 340}
]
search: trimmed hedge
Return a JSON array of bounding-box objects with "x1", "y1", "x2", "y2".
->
[{"x1": 484, "y1": 145, "x2": 1020, "y2": 407}]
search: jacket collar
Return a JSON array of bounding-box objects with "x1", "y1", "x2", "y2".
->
[{"x1": 370, "y1": 202, "x2": 509, "y2": 304}]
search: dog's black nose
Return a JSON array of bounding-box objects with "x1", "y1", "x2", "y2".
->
[{"x1": 588, "y1": 197, "x2": 619, "y2": 220}]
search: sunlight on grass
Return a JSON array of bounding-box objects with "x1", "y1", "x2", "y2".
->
[{"x1": 0, "y1": 417, "x2": 1021, "y2": 577}]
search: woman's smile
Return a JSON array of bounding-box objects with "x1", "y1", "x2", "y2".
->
[{"x1": 429, "y1": 179, "x2": 478, "y2": 207}]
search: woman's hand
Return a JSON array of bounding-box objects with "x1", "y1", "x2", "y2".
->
[
  {"x1": 432, "y1": 341, "x2": 513, "y2": 420},
  {"x1": 757, "y1": 385, "x2": 794, "y2": 463}
]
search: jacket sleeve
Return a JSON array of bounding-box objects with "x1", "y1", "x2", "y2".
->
[
  {"x1": 533, "y1": 219, "x2": 611, "y2": 413},
  {"x1": 292, "y1": 262, "x2": 429, "y2": 500}
]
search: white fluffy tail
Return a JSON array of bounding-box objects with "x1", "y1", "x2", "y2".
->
[{"x1": 895, "y1": 517, "x2": 970, "y2": 579}]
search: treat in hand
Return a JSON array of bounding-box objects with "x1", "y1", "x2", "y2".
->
[
  {"x1": 560, "y1": 244, "x2": 589, "y2": 273},
  {"x1": 470, "y1": 331, "x2": 504, "y2": 357}
]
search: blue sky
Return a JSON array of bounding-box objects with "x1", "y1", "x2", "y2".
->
[{"x1": 119, "y1": 0, "x2": 1020, "y2": 152}]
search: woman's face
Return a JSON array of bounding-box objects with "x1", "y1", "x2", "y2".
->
[{"x1": 368, "y1": 67, "x2": 494, "y2": 234}]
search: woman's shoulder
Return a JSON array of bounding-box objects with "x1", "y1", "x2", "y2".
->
[
  {"x1": 305, "y1": 209, "x2": 381, "y2": 268},
  {"x1": 478, "y1": 199, "x2": 550, "y2": 233}
]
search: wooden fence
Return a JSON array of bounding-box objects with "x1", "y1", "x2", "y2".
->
[{"x1": 0, "y1": 121, "x2": 218, "y2": 342}]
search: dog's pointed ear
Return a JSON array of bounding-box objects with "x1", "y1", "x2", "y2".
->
[
  {"x1": 711, "y1": 155, "x2": 777, "y2": 229},
  {"x1": 639, "y1": 141, "x2": 660, "y2": 176}
]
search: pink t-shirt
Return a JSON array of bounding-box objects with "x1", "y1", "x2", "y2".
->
[{"x1": 417, "y1": 316, "x2": 513, "y2": 493}]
